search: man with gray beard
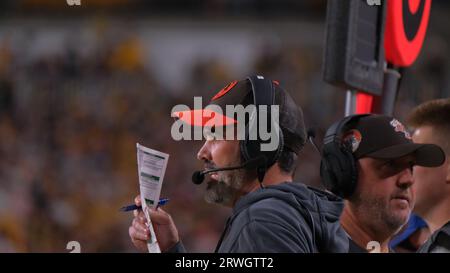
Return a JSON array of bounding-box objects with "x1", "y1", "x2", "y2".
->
[
  {"x1": 128, "y1": 76, "x2": 349, "y2": 252},
  {"x1": 320, "y1": 114, "x2": 445, "y2": 252}
]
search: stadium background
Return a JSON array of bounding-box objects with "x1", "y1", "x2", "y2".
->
[{"x1": 0, "y1": 0, "x2": 449, "y2": 252}]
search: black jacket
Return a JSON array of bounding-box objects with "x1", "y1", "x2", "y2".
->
[
  {"x1": 168, "y1": 181, "x2": 349, "y2": 253},
  {"x1": 418, "y1": 221, "x2": 450, "y2": 253}
]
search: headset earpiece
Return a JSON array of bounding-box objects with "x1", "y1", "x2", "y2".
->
[
  {"x1": 320, "y1": 114, "x2": 369, "y2": 198},
  {"x1": 240, "y1": 75, "x2": 284, "y2": 182}
]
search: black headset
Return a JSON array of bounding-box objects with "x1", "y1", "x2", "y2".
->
[
  {"x1": 320, "y1": 114, "x2": 370, "y2": 198},
  {"x1": 240, "y1": 75, "x2": 284, "y2": 183},
  {"x1": 237, "y1": 76, "x2": 318, "y2": 251}
]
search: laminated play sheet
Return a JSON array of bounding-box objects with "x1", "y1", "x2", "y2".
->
[{"x1": 136, "y1": 143, "x2": 169, "y2": 253}]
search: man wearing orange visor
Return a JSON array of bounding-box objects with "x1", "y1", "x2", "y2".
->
[{"x1": 129, "y1": 76, "x2": 349, "y2": 253}]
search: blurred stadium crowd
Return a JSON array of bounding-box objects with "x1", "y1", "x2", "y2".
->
[{"x1": 0, "y1": 3, "x2": 449, "y2": 253}]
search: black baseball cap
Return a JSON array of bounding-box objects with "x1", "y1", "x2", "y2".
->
[
  {"x1": 172, "y1": 78, "x2": 307, "y2": 154},
  {"x1": 345, "y1": 114, "x2": 445, "y2": 167}
]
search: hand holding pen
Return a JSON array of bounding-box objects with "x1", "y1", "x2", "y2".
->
[{"x1": 127, "y1": 195, "x2": 180, "y2": 253}]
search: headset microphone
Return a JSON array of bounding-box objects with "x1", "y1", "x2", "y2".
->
[
  {"x1": 192, "y1": 171, "x2": 206, "y2": 185},
  {"x1": 191, "y1": 156, "x2": 266, "y2": 185}
]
